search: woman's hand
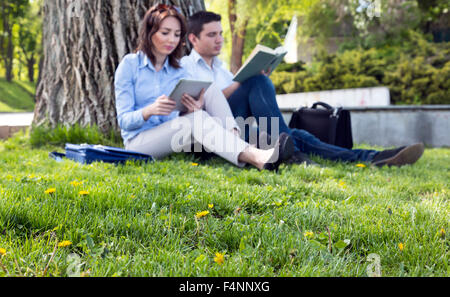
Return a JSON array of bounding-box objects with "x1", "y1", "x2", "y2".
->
[
  {"x1": 142, "y1": 95, "x2": 176, "y2": 121},
  {"x1": 181, "y1": 88, "x2": 206, "y2": 114}
]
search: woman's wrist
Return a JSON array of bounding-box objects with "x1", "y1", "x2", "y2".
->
[{"x1": 142, "y1": 106, "x2": 153, "y2": 121}]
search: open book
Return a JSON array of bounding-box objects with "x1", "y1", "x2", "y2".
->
[{"x1": 233, "y1": 45, "x2": 287, "y2": 83}]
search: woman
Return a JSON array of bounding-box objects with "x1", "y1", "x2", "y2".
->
[{"x1": 114, "y1": 4, "x2": 294, "y2": 171}]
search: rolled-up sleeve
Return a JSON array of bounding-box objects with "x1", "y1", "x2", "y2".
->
[{"x1": 114, "y1": 56, "x2": 146, "y2": 131}]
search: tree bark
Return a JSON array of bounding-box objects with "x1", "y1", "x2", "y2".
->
[
  {"x1": 228, "y1": 0, "x2": 248, "y2": 75},
  {"x1": 34, "y1": 0, "x2": 205, "y2": 133}
]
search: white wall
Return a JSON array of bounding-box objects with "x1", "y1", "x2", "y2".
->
[{"x1": 276, "y1": 87, "x2": 390, "y2": 110}]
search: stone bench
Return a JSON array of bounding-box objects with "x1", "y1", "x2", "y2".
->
[
  {"x1": 0, "y1": 125, "x2": 28, "y2": 140},
  {"x1": 278, "y1": 105, "x2": 450, "y2": 148},
  {"x1": 275, "y1": 87, "x2": 449, "y2": 148},
  {"x1": 0, "y1": 112, "x2": 33, "y2": 140}
]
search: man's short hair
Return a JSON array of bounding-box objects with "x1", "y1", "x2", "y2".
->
[{"x1": 188, "y1": 11, "x2": 221, "y2": 37}]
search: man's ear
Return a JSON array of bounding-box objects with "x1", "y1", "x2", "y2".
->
[{"x1": 188, "y1": 33, "x2": 198, "y2": 47}]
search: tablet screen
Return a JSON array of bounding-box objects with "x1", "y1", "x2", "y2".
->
[{"x1": 169, "y1": 79, "x2": 213, "y2": 112}]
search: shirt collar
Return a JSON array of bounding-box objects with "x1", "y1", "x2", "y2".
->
[
  {"x1": 138, "y1": 51, "x2": 171, "y2": 73},
  {"x1": 190, "y1": 49, "x2": 222, "y2": 69}
]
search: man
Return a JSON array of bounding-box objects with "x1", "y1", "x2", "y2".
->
[{"x1": 180, "y1": 11, "x2": 424, "y2": 167}]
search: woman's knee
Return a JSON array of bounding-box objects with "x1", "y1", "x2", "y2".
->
[
  {"x1": 182, "y1": 109, "x2": 209, "y2": 121},
  {"x1": 183, "y1": 110, "x2": 221, "y2": 130}
]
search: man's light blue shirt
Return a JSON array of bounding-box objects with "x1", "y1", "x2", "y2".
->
[
  {"x1": 181, "y1": 49, "x2": 234, "y2": 91},
  {"x1": 115, "y1": 51, "x2": 186, "y2": 144}
]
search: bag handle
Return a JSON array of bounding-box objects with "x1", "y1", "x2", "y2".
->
[
  {"x1": 49, "y1": 152, "x2": 65, "y2": 162},
  {"x1": 312, "y1": 102, "x2": 333, "y2": 110}
]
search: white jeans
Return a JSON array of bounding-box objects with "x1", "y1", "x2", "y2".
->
[{"x1": 125, "y1": 84, "x2": 250, "y2": 167}]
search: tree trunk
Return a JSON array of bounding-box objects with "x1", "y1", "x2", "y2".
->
[
  {"x1": 34, "y1": 0, "x2": 205, "y2": 133},
  {"x1": 5, "y1": 34, "x2": 14, "y2": 81},
  {"x1": 228, "y1": 0, "x2": 248, "y2": 75},
  {"x1": 27, "y1": 56, "x2": 35, "y2": 83},
  {"x1": 1, "y1": 3, "x2": 14, "y2": 82},
  {"x1": 229, "y1": 23, "x2": 248, "y2": 75}
]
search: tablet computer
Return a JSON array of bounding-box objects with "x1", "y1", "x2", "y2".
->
[{"x1": 169, "y1": 79, "x2": 213, "y2": 112}]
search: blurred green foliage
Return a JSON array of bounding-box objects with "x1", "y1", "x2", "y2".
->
[{"x1": 272, "y1": 31, "x2": 450, "y2": 105}]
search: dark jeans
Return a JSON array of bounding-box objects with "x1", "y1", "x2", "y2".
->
[
  {"x1": 228, "y1": 75, "x2": 379, "y2": 162},
  {"x1": 228, "y1": 75, "x2": 291, "y2": 141}
]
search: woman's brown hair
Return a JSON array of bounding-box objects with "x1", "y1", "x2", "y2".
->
[{"x1": 136, "y1": 4, "x2": 187, "y2": 69}]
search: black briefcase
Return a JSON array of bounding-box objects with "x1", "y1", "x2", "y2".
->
[{"x1": 288, "y1": 102, "x2": 353, "y2": 149}]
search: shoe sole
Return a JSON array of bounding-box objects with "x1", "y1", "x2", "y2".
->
[{"x1": 372, "y1": 143, "x2": 424, "y2": 167}]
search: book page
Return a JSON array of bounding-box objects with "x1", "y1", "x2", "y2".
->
[{"x1": 233, "y1": 45, "x2": 278, "y2": 82}]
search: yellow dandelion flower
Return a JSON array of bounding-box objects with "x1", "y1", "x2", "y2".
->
[
  {"x1": 45, "y1": 188, "x2": 56, "y2": 194},
  {"x1": 195, "y1": 210, "x2": 210, "y2": 219},
  {"x1": 356, "y1": 163, "x2": 366, "y2": 168},
  {"x1": 58, "y1": 241, "x2": 72, "y2": 248},
  {"x1": 70, "y1": 180, "x2": 82, "y2": 187},
  {"x1": 78, "y1": 190, "x2": 89, "y2": 196},
  {"x1": 398, "y1": 243, "x2": 404, "y2": 251},
  {"x1": 214, "y1": 252, "x2": 225, "y2": 265},
  {"x1": 439, "y1": 228, "x2": 445, "y2": 239},
  {"x1": 338, "y1": 180, "x2": 346, "y2": 188},
  {"x1": 80, "y1": 269, "x2": 91, "y2": 277},
  {"x1": 0, "y1": 248, "x2": 6, "y2": 256},
  {"x1": 208, "y1": 204, "x2": 214, "y2": 209},
  {"x1": 304, "y1": 231, "x2": 314, "y2": 239},
  {"x1": 191, "y1": 163, "x2": 199, "y2": 166}
]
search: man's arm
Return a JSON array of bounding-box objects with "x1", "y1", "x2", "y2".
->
[
  {"x1": 222, "y1": 82, "x2": 241, "y2": 99},
  {"x1": 222, "y1": 69, "x2": 271, "y2": 99}
]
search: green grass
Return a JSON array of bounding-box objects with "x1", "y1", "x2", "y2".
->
[
  {"x1": 0, "y1": 133, "x2": 449, "y2": 277},
  {"x1": 0, "y1": 79, "x2": 35, "y2": 112}
]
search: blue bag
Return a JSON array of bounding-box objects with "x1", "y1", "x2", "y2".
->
[{"x1": 49, "y1": 143, "x2": 154, "y2": 164}]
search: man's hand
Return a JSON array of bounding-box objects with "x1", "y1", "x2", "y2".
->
[
  {"x1": 181, "y1": 88, "x2": 206, "y2": 114},
  {"x1": 222, "y1": 82, "x2": 241, "y2": 99},
  {"x1": 143, "y1": 95, "x2": 176, "y2": 121},
  {"x1": 261, "y1": 67, "x2": 272, "y2": 76}
]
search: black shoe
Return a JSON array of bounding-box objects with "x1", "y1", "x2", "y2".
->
[
  {"x1": 371, "y1": 143, "x2": 424, "y2": 167},
  {"x1": 263, "y1": 133, "x2": 295, "y2": 172},
  {"x1": 286, "y1": 151, "x2": 319, "y2": 166}
]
